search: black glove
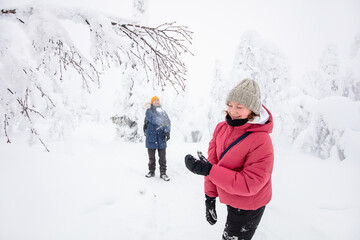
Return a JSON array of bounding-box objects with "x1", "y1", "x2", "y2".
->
[
  {"x1": 205, "y1": 195, "x2": 217, "y2": 225},
  {"x1": 164, "y1": 132, "x2": 170, "y2": 141},
  {"x1": 184, "y1": 154, "x2": 212, "y2": 176}
]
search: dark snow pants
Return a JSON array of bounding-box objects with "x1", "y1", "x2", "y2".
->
[
  {"x1": 147, "y1": 148, "x2": 167, "y2": 173},
  {"x1": 222, "y1": 205, "x2": 265, "y2": 240}
]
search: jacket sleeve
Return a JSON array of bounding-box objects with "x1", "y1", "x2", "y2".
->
[
  {"x1": 143, "y1": 118, "x2": 147, "y2": 134},
  {"x1": 208, "y1": 134, "x2": 274, "y2": 197},
  {"x1": 163, "y1": 112, "x2": 171, "y2": 133},
  {"x1": 145, "y1": 109, "x2": 153, "y2": 123},
  {"x1": 204, "y1": 123, "x2": 221, "y2": 198}
]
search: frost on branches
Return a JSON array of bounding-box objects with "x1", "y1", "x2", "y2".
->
[{"x1": 0, "y1": 5, "x2": 192, "y2": 150}]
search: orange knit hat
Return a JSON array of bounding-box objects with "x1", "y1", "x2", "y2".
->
[{"x1": 151, "y1": 96, "x2": 159, "y2": 104}]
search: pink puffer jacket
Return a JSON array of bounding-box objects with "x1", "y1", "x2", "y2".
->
[{"x1": 205, "y1": 106, "x2": 274, "y2": 210}]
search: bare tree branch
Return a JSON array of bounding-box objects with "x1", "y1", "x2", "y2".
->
[
  {"x1": 30, "y1": 127, "x2": 50, "y2": 152},
  {"x1": 4, "y1": 114, "x2": 11, "y2": 143},
  {"x1": 111, "y1": 21, "x2": 193, "y2": 91}
]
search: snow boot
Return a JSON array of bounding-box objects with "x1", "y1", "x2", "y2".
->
[
  {"x1": 145, "y1": 171, "x2": 155, "y2": 178},
  {"x1": 160, "y1": 173, "x2": 170, "y2": 181}
]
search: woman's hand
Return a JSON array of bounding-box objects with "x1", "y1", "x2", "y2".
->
[
  {"x1": 185, "y1": 154, "x2": 212, "y2": 176},
  {"x1": 205, "y1": 195, "x2": 217, "y2": 225}
]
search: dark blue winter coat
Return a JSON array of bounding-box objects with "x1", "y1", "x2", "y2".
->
[{"x1": 145, "y1": 105, "x2": 171, "y2": 149}]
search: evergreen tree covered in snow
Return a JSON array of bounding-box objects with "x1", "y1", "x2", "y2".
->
[
  {"x1": 133, "y1": 0, "x2": 149, "y2": 23},
  {"x1": 301, "y1": 42, "x2": 360, "y2": 101},
  {"x1": 208, "y1": 60, "x2": 226, "y2": 134},
  {"x1": 111, "y1": 0, "x2": 149, "y2": 142},
  {"x1": 350, "y1": 33, "x2": 360, "y2": 59},
  {"x1": 231, "y1": 32, "x2": 290, "y2": 108},
  {"x1": 112, "y1": 62, "x2": 147, "y2": 142},
  {"x1": 293, "y1": 96, "x2": 360, "y2": 160},
  {"x1": 346, "y1": 33, "x2": 360, "y2": 101},
  {"x1": 301, "y1": 44, "x2": 341, "y2": 98},
  {"x1": 319, "y1": 44, "x2": 341, "y2": 95},
  {"x1": 294, "y1": 37, "x2": 360, "y2": 160},
  {"x1": 342, "y1": 70, "x2": 360, "y2": 101},
  {"x1": 228, "y1": 32, "x2": 292, "y2": 138}
]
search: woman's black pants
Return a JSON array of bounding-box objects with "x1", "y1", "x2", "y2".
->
[{"x1": 222, "y1": 205, "x2": 265, "y2": 240}]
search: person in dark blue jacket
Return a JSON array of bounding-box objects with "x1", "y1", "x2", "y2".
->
[{"x1": 144, "y1": 96, "x2": 171, "y2": 181}]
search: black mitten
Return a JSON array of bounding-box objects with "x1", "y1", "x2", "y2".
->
[
  {"x1": 164, "y1": 132, "x2": 170, "y2": 141},
  {"x1": 205, "y1": 195, "x2": 217, "y2": 225},
  {"x1": 185, "y1": 154, "x2": 212, "y2": 176}
]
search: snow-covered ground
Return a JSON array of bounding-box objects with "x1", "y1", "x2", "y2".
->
[{"x1": 1, "y1": 122, "x2": 359, "y2": 240}]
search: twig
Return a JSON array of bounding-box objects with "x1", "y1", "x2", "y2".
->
[
  {"x1": 30, "y1": 127, "x2": 50, "y2": 152},
  {"x1": 4, "y1": 114, "x2": 11, "y2": 143}
]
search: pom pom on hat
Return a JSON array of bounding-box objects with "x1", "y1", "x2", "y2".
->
[{"x1": 226, "y1": 79, "x2": 261, "y2": 114}]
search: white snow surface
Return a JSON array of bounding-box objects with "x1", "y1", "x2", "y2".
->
[{"x1": 1, "y1": 122, "x2": 360, "y2": 240}]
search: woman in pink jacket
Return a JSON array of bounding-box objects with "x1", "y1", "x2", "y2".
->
[{"x1": 185, "y1": 79, "x2": 274, "y2": 240}]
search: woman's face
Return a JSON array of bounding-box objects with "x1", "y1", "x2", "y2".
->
[
  {"x1": 152, "y1": 99, "x2": 160, "y2": 106},
  {"x1": 227, "y1": 101, "x2": 252, "y2": 120}
]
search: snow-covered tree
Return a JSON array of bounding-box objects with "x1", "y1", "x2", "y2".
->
[
  {"x1": 133, "y1": 0, "x2": 149, "y2": 23},
  {"x1": 319, "y1": 44, "x2": 341, "y2": 94},
  {"x1": 112, "y1": 62, "x2": 146, "y2": 142},
  {"x1": 292, "y1": 96, "x2": 360, "y2": 160},
  {"x1": 207, "y1": 60, "x2": 226, "y2": 134},
  {"x1": 301, "y1": 44, "x2": 343, "y2": 98},
  {"x1": 111, "y1": 0, "x2": 149, "y2": 142},
  {"x1": 342, "y1": 70, "x2": 360, "y2": 101},
  {"x1": 346, "y1": 33, "x2": 360, "y2": 101},
  {"x1": 300, "y1": 44, "x2": 355, "y2": 99},
  {"x1": 226, "y1": 32, "x2": 293, "y2": 139},
  {"x1": 230, "y1": 32, "x2": 290, "y2": 108},
  {"x1": 292, "y1": 36, "x2": 360, "y2": 160},
  {"x1": 0, "y1": 4, "x2": 192, "y2": 150},
  {"x1": 350, "y1": 33, "x2": 360, "y2": 59}
]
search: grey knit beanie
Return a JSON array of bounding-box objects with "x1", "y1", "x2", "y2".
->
[{"x1": 226, "y1": 79, "x2": 261, "y2": 114}]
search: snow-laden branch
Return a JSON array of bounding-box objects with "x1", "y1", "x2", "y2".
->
[
  {"x1": 0, "y1": 5, "x2": 193, "y2": 150},
  {"x1": 1, "y1": 6, "x2": 193, "y2": 90}
]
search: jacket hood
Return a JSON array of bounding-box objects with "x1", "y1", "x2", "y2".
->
[
  {"x1": 250, "y1": 106, "x2": 269, "y2": 124},
  {"x1": 248, "y1": 105, "x2": 273, "y2": 134}
]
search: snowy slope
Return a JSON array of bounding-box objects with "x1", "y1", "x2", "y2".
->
[{"x1": 1, "y1": 122, "x2": 359, "y2": 240}]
